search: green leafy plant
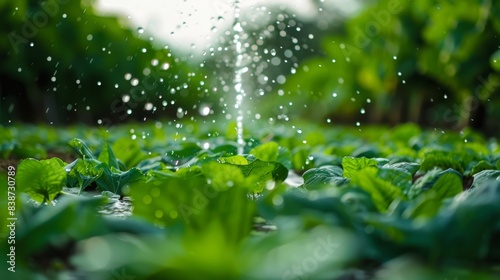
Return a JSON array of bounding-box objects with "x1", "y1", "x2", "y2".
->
[{"x1": 16, "y1": 158, "x2": 67, "y2": 203}]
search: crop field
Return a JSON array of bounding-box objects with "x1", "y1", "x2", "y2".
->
[{"x1": 1, "y1": 121, "x2": 500, "y2": 279}]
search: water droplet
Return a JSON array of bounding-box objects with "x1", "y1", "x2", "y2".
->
[
  {"x1": 162, "y1": 63, "x2": 170, "y2": 70},
  {"x1": 137, "y1": 27, "x2": 144, "y2": 34},
  {"x1": 62, "y1": 13, "x2": 67, "y2": 18},
  {"x1": 276, "y1": 75, "x2": 286, "y2": 84},
  {"x1": 29, "y1": 42, "x2": 34, "y2": 47},
  {"x1": 124, "y1": 73, "x2": 132, "y2": 80},
  {"x1": 397, "y1": 72, "x2": 402, "y2": 76},
  {"x1": 87, "y1": 34, "x2": 93, "y2": 41},
  {"x1": 356, "y1": 121, "x2": 361, "y2": 126},
  {"x1": 97, "y1": 81, "x2": 101, "y2": 86},
  {"x1": 47, "y1": 56, "x2": 52, "y2": 62},
  {"x1": 393, "y1": 56, "x2": 397, "y2": 60},
  {"x1": 144, "y1": 102, "x2": 153, "y2": 111},
  {"x1": 199, "y1": 106, "x2": 211, "y2": 116},
  {"x1": 131, "y1": 78, "x2": 139, "y2": 86},
  {"x1": 203, "y1": 142, "x2": 210, "y2": 149},
  {"x1": 360, "y1": 108, "x2": 365, "y2": 114}
]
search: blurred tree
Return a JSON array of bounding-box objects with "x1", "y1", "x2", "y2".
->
[
  {"x1": 258, "y1": 0, "x2": 500, "y2": 134},
  {"x1": 0, "y1": 0, "x2": 209, "y2": 125}
]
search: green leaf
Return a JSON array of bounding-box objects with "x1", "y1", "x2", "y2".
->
[
  {"x1": 16, "y1": 196, "x2": 108, "y2": 256},
  {"x1": 131, "y1": 164, "x2": 256, "y2": 245},
  {"x1": 302, "y1": 165, "x2": 348, "y2": 189},
  {"x1": 250, "y1": 142, "x2": 280, "y2": 162},
  {"x1": 16, "y1": 158, "x2": 67, "y2": 203},
  {"x1": 111, "y1": 138, "x2": 151, "y2": 169},
  {"x1": 65, "y1": 159, "x2": 103, "y2": 193},
  {"x1": 257, "y1": 188, "x2": 357, "y2": 229},
  {"x1": 218, "y1": 155, "x2": 249, "y2": 165},
  {"x1": 201, "y1": 162, "x2": 249, "y2": 191},
  {"x1": 378, "y1": 167, "x2": 413, "y2": 191},
  {"x1": 409, "y1": 168, "x2": 463, "y2": 199},
  {"x1": 163, "y1": 142, "x2": 202, "y2": 166},
  {"x1": 383, "y1": 162, "x2": 420, "y2": 175},
  {"x1": 471, "y1": 160, "x2": 495, "y2": 175},
  {"x1": 342, "y1": 156, "x2": 378, "y2": 178},
  {"x1": 235, "y1": 159, "x2": 288, "y2": 192},
  {"x1": 250, "y1": 141, "x2": 292, "y2": 169},
  {"x1": 402, "y1": 193, "x2": 443, "y2": 219},
  {"x1": 340, "y1": 188, "x2": 377, "y2": 214},
  {"x1": 97, "y1": 142, "x2": 120, "y2": 170},
  {"x1": 69, "y1": 138, "x2": 95, "y2": 159},
  {"x1": 472, "y1": 170, "x2": 500, "y2": 189},
  {"x1": 349, "y1": 168, "x2": 405, "y2": 212},
  {"x1": 95, "y1": 164, "x2": 144, "y2": 194},
  {"x1": 420, "y1": 152, "x2": 464, "y2": 174},
  {"x1": 428, "y1": 171, "x2": 463, "y2": 198}
]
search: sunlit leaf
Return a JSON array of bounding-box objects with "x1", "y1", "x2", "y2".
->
[{"x1": 16, "y1": 158, "x2": 67, "y2": 203}]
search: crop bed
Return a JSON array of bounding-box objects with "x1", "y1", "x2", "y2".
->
[{"x1": 1, "y1": 121, "x2": 500, "y2": 279}]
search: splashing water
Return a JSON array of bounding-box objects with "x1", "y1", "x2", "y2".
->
[{"x1": 232, "y1": 0, "x2": 245, "y2": 154}]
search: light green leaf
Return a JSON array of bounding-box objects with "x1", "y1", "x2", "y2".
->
[
  {"x1": 69, "y1": 138, "x2": 95, "y2": 159},
  {"x1": 342, "y1": 156, "x2": 378, "y2": 178},
  {"x1": 112, "y1": 138, "x2": 151, "y2": 169},
  {"x1": 17, "y1": 158, "x2": 67, "y2": 203},
  {"x1": 65, "y1": 159, "x2": 103, "y2": 193},
  {"x1": 471, "y1": 160, "x2": 495, "y2": 175},
  {"x1": 218, "y1": 155, "x2": 249, "y2": 165},
  {"x1": 350, "y1": 168, "x2": 405, "y2": 212},
  {"x1": 250, "y1": 142, "x2": 280, "y2": 162},
  {"x1": 250, "y1": 141, "x2": 292, "y2": 169}
]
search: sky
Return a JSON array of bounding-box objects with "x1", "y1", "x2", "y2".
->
[{"x1": 95, "y1": 0, "x2": 358, "y2": 55}]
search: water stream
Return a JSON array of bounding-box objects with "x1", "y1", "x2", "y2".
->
[{"x1": 232, "y1": 0, "x2": 246, "y2": 154}]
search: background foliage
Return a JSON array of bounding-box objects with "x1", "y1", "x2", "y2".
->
[{"x1": 1, "y1": 0, "x2": 499, "y2": 131}]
